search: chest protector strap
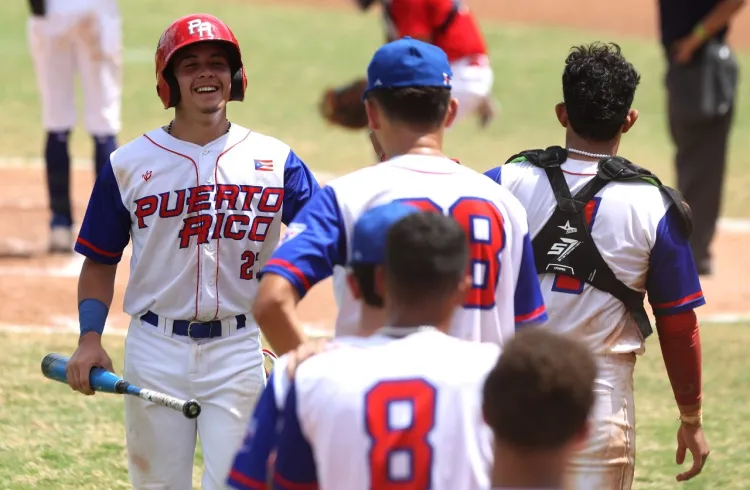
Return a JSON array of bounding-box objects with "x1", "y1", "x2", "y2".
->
[{"x1": 505, "y1": 146, "x2": 693, "y2": 340}]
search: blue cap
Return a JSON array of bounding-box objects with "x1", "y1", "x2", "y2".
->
[
  {"x1": 363, "y1": 37, "x2": 453, "y2": 100},
  {"x1": 350, "y1": 202, "x2": 421, "y2": 265}
]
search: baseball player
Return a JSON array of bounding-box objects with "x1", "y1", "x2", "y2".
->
[
  {"x1": 253, "y1": 211, "x2": 501, "y2": 489},
  {"x1": 226, "y1": 201, "x2": 421, "y2": 489},
  {"x1": 361, "y1": 0, "x2": 497, "y2": 126},
  {"x1": 254, "y1": 37, "x2": 547, "y2": 357},
  {"x1": 26, "y1": 0, "x2": 123, "y2": 252},
  {"x1": 482, "y1": 328, "x2": 597, "y2": 490},
  {"x1": 484, "y1": 42, "x2": 710, "y2": 488},
  {"x1": 62, "y1": 13, "x2": 319, "y2": 490}
]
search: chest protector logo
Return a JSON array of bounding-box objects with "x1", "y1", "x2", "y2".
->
[{"x1": 504, "y1": 146, "x2": 693, "y2": 339}]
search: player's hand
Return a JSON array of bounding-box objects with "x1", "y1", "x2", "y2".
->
[
  {"x1": 671, "y1": 34, "x2": 702, "y2": 64},
  {"x1": 675, "y1": 422, "x2": 710, "y2": 482},
  {"x1": 66, "y1": 332, "x2": 115, "y2": 396},
  {"x1": 285, "y1": 338, "x2": 338, "y2": 379}
]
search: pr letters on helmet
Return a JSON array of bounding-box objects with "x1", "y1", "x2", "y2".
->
[{"x1": 187, "y1": 19, "x2": 214, "y2": 38}]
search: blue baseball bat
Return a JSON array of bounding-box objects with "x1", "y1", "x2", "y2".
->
[{"x1": 41, "y1": 353, "x2": 201, "y2": 419}]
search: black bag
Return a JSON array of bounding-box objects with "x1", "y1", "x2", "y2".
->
[{"x1": 666, "y1": 39, "x2": 739, "y2": 122}]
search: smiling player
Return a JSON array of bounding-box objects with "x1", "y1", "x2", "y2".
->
[{"x1": 63, "y1": 13, "x2": 319, "y2": 490}]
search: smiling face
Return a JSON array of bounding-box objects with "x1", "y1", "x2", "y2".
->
[{"x1": 171, "y1": 42, "x2": 233, "y2": 115}]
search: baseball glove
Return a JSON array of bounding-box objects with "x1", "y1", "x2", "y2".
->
[{"x1": 319, "y1": 77, "x2": 368, "y2": 130}]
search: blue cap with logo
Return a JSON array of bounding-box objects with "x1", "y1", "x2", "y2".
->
[
  {"x1": 363, "y1": 37, "x2": 453, "y2": 100},
  {"x1": 349, "y1": 201, "x2": 421, "y2": 265}
]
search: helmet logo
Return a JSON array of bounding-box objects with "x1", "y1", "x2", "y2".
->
[{"x1": 187, "y1": 19, "x2": 214, "y2": 38}]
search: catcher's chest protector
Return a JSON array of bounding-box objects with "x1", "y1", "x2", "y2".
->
[{"x1": 505, "y1": 146, "x2": 693, "y2": 340}]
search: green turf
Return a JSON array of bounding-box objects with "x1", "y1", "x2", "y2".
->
[
  {"x1": 0, "y1": 323, "x2": 746, "y2": 489},
  {"x1": 0, "y1": 1, "x2": 748, "y2": 215}
]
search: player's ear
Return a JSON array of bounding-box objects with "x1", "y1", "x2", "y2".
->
[
  {"x1": 621, "y1": 108, "x2": 639, "y2": 134},
  {"x1": 444, "y1": 97, "x2": 459, "y2": 128},
  {"x1": 555, "y1": 102, "x2": 568, "y2": 128},
  {"x1": 571, "y1": 420, "x2": 591, "y2": 451},
  {"x1": 346, "y1": 272, "x2": 362, "y2": 300},
  {"x1": 374, "y1": 265, "x2": 386, "y2": 300},
  {"x1": 451, "y1": 274, "x2": 472, "y2": 307}
]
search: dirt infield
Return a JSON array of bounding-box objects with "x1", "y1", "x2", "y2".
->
[{"x1": 1, "y1": 0, "x2": 748, "y2": 337}]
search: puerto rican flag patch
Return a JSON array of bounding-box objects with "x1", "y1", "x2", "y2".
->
[{"x1": 254, "y1": 159, "x2": 274, "y2": 171}]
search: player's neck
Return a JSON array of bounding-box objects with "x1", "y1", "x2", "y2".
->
[
  {"x1": 357, "y1": 306, "x2": 387, "y2": 337},
  {"x1": 380, "y1": 129, "x2": 447, "y2": 161},
  {"x1": 564, "y1": 132, "x2": 621, "y2": 162},
  {"x1": 168, "y1": 109, "x2": 230, "y2": 146},
  {"x1": 387, "y1": 303, "x2": 452, "y2": 333},
  {"x1": 491, "y1": 445, "x2": 565, "y2": 489}
]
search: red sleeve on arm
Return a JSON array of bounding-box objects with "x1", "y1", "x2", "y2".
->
[
  {"x1": 655, "y1": 310, "x2": 703, "y2": 409},
  {"x1": 390, "y1": 0, "x2": 432, "y2": 40}
]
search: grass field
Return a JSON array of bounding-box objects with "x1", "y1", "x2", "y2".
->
[
  {"x1": 0, "y1": 0, "x2": 749, "y2": 488},
  {"x1": 1, "y1": 324, "x2": 748, "y2": 489}
]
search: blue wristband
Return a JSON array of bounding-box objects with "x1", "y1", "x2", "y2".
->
[{"x1": 79, "y1": 298, "x2": 109, "y2": 337}]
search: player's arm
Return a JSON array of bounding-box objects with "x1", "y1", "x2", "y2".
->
[
  {"x1": 281, "y1": 149, "x2": 321, "y2": 226},
  {"x1": 512, "y1": 220, "x2": 548, "y2": 328},
  {"x1": 68, "y1": 158, "x2": 132, "y2": 395},
  {"x1": 227, "y1": 368, "x2": 287, "y2": 490},
  {"x1": 254, "y1": 185, "x2": 347, "y2": 355},
  {"x1": 388, "y1": 0, "x2": 432, "y2": 42},
  {"x1": 272, "y1": 379, "x2": 319, "y2": 490},
  {"x1": 645, "y1": 204, "x2": 709, "y2": 481}
]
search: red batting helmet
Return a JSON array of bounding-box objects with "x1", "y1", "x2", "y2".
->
[{"x1": 155, "y1": 13, "x2": 248, "y2": 109}]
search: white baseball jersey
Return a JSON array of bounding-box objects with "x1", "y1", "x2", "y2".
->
[
  {"x1": 27, "y1": 0, "x2": 122, "y2": 135},
  {"x1": 74, "y1": 123, "x2": 320, "y2": 322},
  {"x1": 229, "y1": 328, "x2": 499, "y2": 490},
  {"x1": 261, "y1": 154, "x2": 548, "y2": 346},
  {"x1": 485, "y1": 157, "x2": 705, "y2": 355}
]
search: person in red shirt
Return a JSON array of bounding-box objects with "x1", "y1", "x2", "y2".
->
[{"x1": 357, "y1": 0, "x2": 497, "y2": 127}]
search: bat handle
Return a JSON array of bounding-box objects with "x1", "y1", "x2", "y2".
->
[{"x1": 182, "y1": 400, "x2": 202, "y2": 419}]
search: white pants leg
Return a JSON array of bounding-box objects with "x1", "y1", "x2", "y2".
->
[
  {"x1": 564, "y1": 353, "x2": 636, "y2": 490},
  {"x1": 449, "y1": 55, "x2": 495, "y2": 124},
  {"x1": 123, "y1": 317, "x2": 265, "y2": 489}
]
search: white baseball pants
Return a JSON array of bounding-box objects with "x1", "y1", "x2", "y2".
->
[
  {"x1": 122, "y1": 316, "x2": 265, "y2": 490},
  {"x1": 26, "y1": 7, "x2": 122, "y2": 135},
  {"x1": 449, "y1": 54, "x2": 495, "y2": 124},
  {"x1": 565, "y1": 353, "x2": 637, "y2": 490}
]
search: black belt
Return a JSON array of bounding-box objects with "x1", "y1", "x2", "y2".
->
[{"x1": 140, "y1": 311, "x2": 246, "y2": 339}]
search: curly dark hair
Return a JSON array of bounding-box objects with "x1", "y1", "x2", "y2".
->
[
  {"x1": 482, "y1": 328, "x2": 597, "y2": 450},
  {"x1": 561, "y1": 42, "x2": 641, "y2": 142}
]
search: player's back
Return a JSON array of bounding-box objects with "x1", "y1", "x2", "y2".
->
[
  {"x1": 493, "y1": 157, "x2": 704, "y2": 355},
  {"x1": 328, "y1": 154, "x2": 546, "y2": 345},
  {"x1": 282, "y1": 329, "x2": 499, "y2": 490}
]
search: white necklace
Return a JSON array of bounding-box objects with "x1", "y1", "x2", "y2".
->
[{"x1": 567, "y1": 147, "x2": 613, "y2": 159}]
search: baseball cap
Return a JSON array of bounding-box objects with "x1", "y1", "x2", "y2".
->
[
  {"x1": 349, "y1": 202, "x2": 421, "y2": 265},
  {"x1": 363, "y1": 37, "x2": 453, "y2": 100}
]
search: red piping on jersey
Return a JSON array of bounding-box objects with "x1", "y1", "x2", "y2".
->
[
  {"x1": 143, "y1": 133, "x2": 201, "y2": 320},
  {"x1": 75, "y1": 236, "x2": 122, "y2": 258},
  {"x1": 228, "y1": 469, "x2": 267, "y2": 489},
  {"x1": 212, "y1": 129, "x2": 253, "y2": 320},
  {"x1": 264, "y1": 258, "x2": 312, "y2": 291},
  {"x1": 515, "y1": 304, "x2": 547, "y2": 323},
  {"x1": 274, "y1": 473, "x2": 319, "y2": 490},
  {"x1": 651, "y1": 291, "x2": 704, "y2": 310}
]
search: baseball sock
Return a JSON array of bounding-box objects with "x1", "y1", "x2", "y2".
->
[
  {"x1": 45, "y1": 130, "x2": 72, "y2": 228},
  {"x1": 93, "y1": 134, "x2": 117, "y2": 176}
]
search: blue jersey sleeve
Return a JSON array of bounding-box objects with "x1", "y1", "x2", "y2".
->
[
  {"x1": 74, "y1": 158, "x2": 131, "y2": 264},
  {"x1": 514, "y1": 232, "x2": 548, "y2": 327},
  {"x1": 646, "y1": 205, "x2": 706, "y2": 316},
  {"x1": 484, "y1": 166, "x2": 502, "y2": 185},
  {"x1": 282, "y1": 150, "x2": 320, "y2": 226},
  {"x1": 226, "y1": 373, "x2": 282, "y2": 490},
  {"x1": 273, "y1": 380, "x2": 318, "y2": 490},
  {"x1": 260, "y1": 185, "x2": 346, "y2": 299}
]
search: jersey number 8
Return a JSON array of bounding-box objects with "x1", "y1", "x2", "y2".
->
[
  {"x1": 366, "y1": 379, "x2": 437, "y2": 489},
  {"x1": 395, "y1": 197, "x2": 506, "y2": 309}
]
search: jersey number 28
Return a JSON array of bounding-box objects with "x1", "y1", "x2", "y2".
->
[
  {"x1": 395, "y1": 197, "x2": 506, "y2": 309},
  {"x1": 366, "y1": 379, "x2": 437, "y2": 489}
]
